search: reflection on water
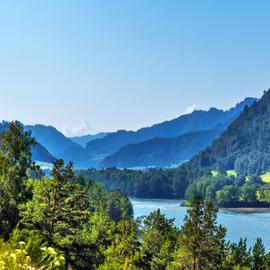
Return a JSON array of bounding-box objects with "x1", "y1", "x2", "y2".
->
[{"x1": 130, "y1": 198, "x2": 270, "y2": 250}]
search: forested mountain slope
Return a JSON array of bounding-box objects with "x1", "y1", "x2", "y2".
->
[
  {"x1": 183, "y1": 89, "x2": 270, "y2": 177},
  {"x1": 100, "y1": 129, "x2": 222, "y2": 168}
]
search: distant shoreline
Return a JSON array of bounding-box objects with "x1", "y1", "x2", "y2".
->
[
  {"x1": 221, "y1": 207, "x2": 270, "y2": 213},
  {"x1": 131, "y1": 197, "x2": 270, "y2": 212}
]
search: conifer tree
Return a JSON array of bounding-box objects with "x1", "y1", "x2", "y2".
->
[
  {"x1": 20, "y1": 159, "x2": 96, "y2": 269},
  {"x1": 170, "y1": 198, "x2": 226, "y2": 270},
  {"x1": 0, "y1": 121, "x2": 36, "y2": 238},
  {"x1": 252, "y1": 238, "x2": 266, "y2": 270}
]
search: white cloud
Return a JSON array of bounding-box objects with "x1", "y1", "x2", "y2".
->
[
  {"x1": 183, "y1": 104, "x2": 200, "y2": 115},
  {"x1": 61, "y1": 119, "x2": 95, "y2": 137}
]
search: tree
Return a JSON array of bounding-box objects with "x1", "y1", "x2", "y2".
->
[
  {"x1": 170, "y1": 198, "x2": 226, "y2": 270},
  {"x1": 0, "y1": 121, "x2": 36, "y2": 181},
  {"x1": 99, "y1": 219, "x2": 139, "y2": 270},
  {"x1": 252, "y1": 238, "x2": 266, "y2": 270},
  {"x1": 20, "y1": 159, "x2": 96, "y2": 269},
  {"x1": 215, "y1": 185, "x2": 239, "y2": 206},
  {"x1": 225, "y1": 238, "x2": 251, "y2": 269},
  {"x1": 0, "y1": 121, "x2": 36, "y2": 238},
  {"x1": 140, "y1": 209, "x2": 178, "y2": 269},
  {"x1": 106, "y1": 191, "x2": 133, "y2": 222}
]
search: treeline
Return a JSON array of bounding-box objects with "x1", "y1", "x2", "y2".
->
[
  {"x1": 77, "y1": 167, "x2": 194, "y2": 198},
  {"x1": 185, "y1": 172, "x2": 270, "y2": 207},
  {"x1": 78, "y1": 167, "x2": 270, "y2": 207},
  {"x1": 1, "y1": 121, "x2": 270, "y2": 269}
]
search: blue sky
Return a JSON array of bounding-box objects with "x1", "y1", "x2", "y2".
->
[{"x1": 0, "y1": 1, "x2": 269, "y2": 135}]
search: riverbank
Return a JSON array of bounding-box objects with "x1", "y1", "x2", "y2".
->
[
  {"x1": 181, "y1": 200, "x2": 270, "y2": 211},
  {"x1": 131, "y1": 198, "x2": 270, "y2": 250},
  {"x1": 222, "y1": 207, "x2": 270, "y2": 213}
]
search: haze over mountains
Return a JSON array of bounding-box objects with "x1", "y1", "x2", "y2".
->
[
  {"x1": 0, "y1": 97, "x2": 256, "y2": 168},
  {"x1": 24, "y1": 124, "x2": 86, "y2": 165},
  {"x1": 86, "y1": 98, "x2": 255, "y2": 159},
  {"x1": 96, "y1": 97, "x2": 256, "y2": 168},
  {"x1": 70, "y1": 133, "x2": 108, "y2": 147},
  {"x1": 100, "y1": 129, "x2": 223, "y2": 168}
]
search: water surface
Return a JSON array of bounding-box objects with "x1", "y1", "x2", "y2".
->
[{"x1": 130, "y1": 198, "x2": 270, "y2": 250}]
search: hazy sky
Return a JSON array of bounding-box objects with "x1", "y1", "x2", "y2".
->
[{"x1": 0, "y1": 1, "x2": 269, "y2": 136}]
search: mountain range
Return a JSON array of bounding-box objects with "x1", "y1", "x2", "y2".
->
[
  {"x1": 98, "y1": 97, "x2": 256, "y2": 168},
  {"x1": 100, "y1": 129, "x2": 223, "y2": 168},
  {"x1": 0, "y1": 97, "x2": 256, "y2": 168},
  {"x1": 86, "y1": 98, "x2": 256, "y2": 161}
]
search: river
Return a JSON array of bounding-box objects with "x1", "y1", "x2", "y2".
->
[{"x1": 130, "y1": 198, "x2": 270, "y2": 250}]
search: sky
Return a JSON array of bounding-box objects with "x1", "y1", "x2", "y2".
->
[{"x1": 0, "y1": 0, "x2": 270, "y2": 136}]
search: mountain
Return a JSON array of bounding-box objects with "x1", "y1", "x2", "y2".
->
[
  {"x1": 24, "y1": 124, "x2": 86, "y2": 166},
  {"x1": 182, "y1": 90, "x2": 270, "y2": 177},
  {"x1": 85, "y1": 97, "x2": 256, "y2": 163},
  {"x1": 31, "y1": 143, "x2": 56, "y2": 163},
  {"x1": 0, "y1": 96, "x2": 257, "y2": 169},
  {"x1": 70, "y1": 132, "x2": 108, "y2": 147},
  {"x1": 0, "y1": 121, "x2": 55, "y2": 163},
  {"x1": 100, "y1": 129, "x2": 223, "y2": 168}
]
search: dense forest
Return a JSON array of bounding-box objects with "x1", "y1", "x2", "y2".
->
[
  {"x1": 79, "y1": 167, "x2": 270, "y2": 207},
  {"x1": 77, "y1": 167, "x2": 186, "y2": 198},
  {"x1": 1, "y1": 122, "x2": 270, "y2": 269},
  {"x1": 184, "y1": 89, "x2": 270, "y2": 177}
]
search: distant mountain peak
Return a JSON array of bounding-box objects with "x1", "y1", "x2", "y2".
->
[{"x1": 85, "y1": 96, "x2": 256, "y2": 168}]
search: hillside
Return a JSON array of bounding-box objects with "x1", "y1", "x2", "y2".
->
[
  {"x1": 85, "y1": 98, "x2": 256, "y2": 160},
  {"x1": 24, "y1": 124, "x2": 86, "y2": 166},
  {"x1": 100, "y1": 129, "x2": 222, "y2": 168},
  {"x1": 31, "y1": 143, "x2": 56, "y2": 163},
  {"x1": 183, "y1": 89, "x2": 270, "y2": 177}
]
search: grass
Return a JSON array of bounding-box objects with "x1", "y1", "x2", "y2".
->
[
  {"x1": 227, "y1": 170, "x2": 237, "y2": 177},
  {"x1": 211, "y1": 170, "x2": 237, "y2": 178},
  {"x1": 181, "y1": 201, "x2": 192, "y2": 207},
  {"x1": 260, "y1": 172, "x2": 270, "y2": 183},
  {"x1": 211, "y1": 170, "x2": 219, "y2": 177}
]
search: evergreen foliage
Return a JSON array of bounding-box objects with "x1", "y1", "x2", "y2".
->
[{"x1": 0, "y1": 121, "x2": 270, "y2": 269}]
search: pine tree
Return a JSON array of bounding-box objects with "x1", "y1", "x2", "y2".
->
[
  {"x1": 225, "y1": 238, "x2": 251, "y2": 269},
  {"x1": 141, "y1": 209, "x2": 178, "y2": 269},
  {"x1": 171, "y1": 198, "x2": 226, "y2": 270},
  {"x1": 20, "y1": 159, "x2": 96, "y2": 269},
  {"x1": 0, "y1": 121, "x2": 36, "y2": 238},
  {"x1": 252, "y1": 238, "x2": 266, "y2": 270}
]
